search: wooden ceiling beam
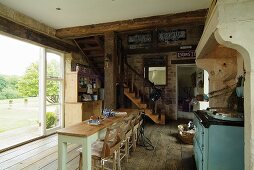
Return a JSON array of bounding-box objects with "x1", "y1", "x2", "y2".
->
[
  {"x1": 75, "y1": 39, "x2": 97, "y2": 45},
  {"x1": 82, "y1": 47, "x2": 104, "y2": 51},
  {"x1": 56, "y1": 9, "x2": 207, "y2": 39},
  {"x1": 87, "y1": 53, "x2": 104, "y2": 57},
  {"x1": 0, "y1": 16, "x2": 78, "y2": 52}
]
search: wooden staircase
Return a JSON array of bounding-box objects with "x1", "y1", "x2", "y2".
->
[
  {"x1": 73, "y1": 36, "x2": 165, "y2": 125},
  {"x1": 124, "y1": 87, "x2": 165, "y2": 124},
  {"x1": 74, "y1": 36, "x2": 105, "y2": 77},
  {"x1": 123, "y1": 61, "x2": 165, "y2": 125}
]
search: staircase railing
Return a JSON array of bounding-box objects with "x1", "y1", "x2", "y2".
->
[{"x1": 124, "y1": 60, "x2": 162, "y2": 120}]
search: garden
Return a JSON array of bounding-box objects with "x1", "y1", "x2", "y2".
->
[{"x1": 0, "y1": 61, "x2": 59, "y2": 133}]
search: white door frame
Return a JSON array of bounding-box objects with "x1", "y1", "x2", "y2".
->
[
  {"x1": 176, "y1": 64, "x2": 196, "y2": 119},
  {"x1": 39, "y1": 48, "x2": 65, "y2": 136}
]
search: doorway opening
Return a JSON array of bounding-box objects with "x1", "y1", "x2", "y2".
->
[
  {"x1": 177, "y1": 65, "x2": 196, "y2": 119},
  {"x1": 0, "y1": 34, "x2": 64, "y2": 151},
  {"x1": 176, "y1": 65, "x2": 209, "y2": 119}
]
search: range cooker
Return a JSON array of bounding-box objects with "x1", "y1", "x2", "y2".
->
[{"x1": 193, "y1": 110, "x2": 244, "y2": 170}]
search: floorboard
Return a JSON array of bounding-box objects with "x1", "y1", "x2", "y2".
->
[
  {"x1": 0, "y1": 126, "x2": 41, "y2": 151},
  {"x1": 0, "y1": 135, "x2": 56, "y2": 164},
  {"x1": 0, "y1": 119, "x2": 196, "y2": 170}
]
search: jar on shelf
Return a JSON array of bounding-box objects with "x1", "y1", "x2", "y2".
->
[{"x1": 92, "y1": 80, "x2": 96, "y2": 89}]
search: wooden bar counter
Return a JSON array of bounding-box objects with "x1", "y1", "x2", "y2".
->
[{"x1": 57, "y1": 108, "x2": 140, "y2": 170}]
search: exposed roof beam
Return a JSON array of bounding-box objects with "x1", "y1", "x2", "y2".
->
[
  {"x1": 56, "y1": 9, "x2": 207, "y2": 39},
  {"x1": 0, "y1": 16, "x2": 78, "y2": 52},
  {"x1": 87, "y1": 53, "x2": 104, "y2": 57},
  {"x1": 82, "y1": 47, "x2": 104, "y2": 51}
]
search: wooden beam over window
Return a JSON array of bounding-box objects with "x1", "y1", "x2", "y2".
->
[
  {"x1": 0, "y1": 16, "x2": 78, "y2": 52},
  {"x1": 56, "y1": 9, "x2": 207, "y2": 39}
]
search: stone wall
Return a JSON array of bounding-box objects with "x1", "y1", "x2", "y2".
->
[
  {"x1": 196, "y1": 47, "x2": 241, "y2": 108},
  {"x1": 165, "y1": 53, "x2": 177, "y2": 120},
  {"x1": 127, "y1": 52, "x2": 197, "y2": 120}
]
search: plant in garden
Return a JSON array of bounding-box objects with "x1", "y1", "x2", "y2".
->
[{"x1": 46, "y1": 112, "x2": 57, "y2": 129}]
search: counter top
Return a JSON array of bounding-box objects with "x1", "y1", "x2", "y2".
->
[
  {"x1": 57, "y1": 108, "x2": 140, "y2": 137},
  {"x1": 194, "y1": 110, "x2": 244, "y2": 128}
]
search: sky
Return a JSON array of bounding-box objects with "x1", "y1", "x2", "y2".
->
[{"x1": 0, "y1": 34, "x2": 41, "y2": 76}]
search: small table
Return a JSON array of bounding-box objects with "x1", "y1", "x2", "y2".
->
[{"x1": 57, "y1": 109, "x2": 139, "y2": 170}]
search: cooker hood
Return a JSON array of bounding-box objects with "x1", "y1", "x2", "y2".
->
[{"x1": 195, "y1": 0, "x2": 254, "y2": 169}]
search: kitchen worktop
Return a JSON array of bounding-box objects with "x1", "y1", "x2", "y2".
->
[{"x1": 195, "y1": 110, "x2": 244, "y2": 128}]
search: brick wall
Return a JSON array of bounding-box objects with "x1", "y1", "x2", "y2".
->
[{"x1": 126, "y1": 25, "x2": 203, "y2": 120}]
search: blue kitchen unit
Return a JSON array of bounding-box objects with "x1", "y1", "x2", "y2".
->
[{"x1": 193, "y1": 110, "x2": 244, "y2": 170}]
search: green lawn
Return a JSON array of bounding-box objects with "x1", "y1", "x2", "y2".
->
[{"x1": 0, "y1": 98, "x2": 39, "y2": 133}]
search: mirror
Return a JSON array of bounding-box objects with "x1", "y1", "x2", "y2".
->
[{"x1": 147, "y1": 67, "x2": 166, "y2": 85}]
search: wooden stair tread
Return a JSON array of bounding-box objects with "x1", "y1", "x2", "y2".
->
[
  {"x1": 124, "y1": 89, "x2": 143, "y2": 106},
  {"x1": 144, "y1": 109, "x2": 165, "y2": 125},
  {"x1": 124, "y1": 88, "x2": 165, "y2": 125}
]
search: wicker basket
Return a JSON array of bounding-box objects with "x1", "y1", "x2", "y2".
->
[{"x1": 178, "y1": 124, "x2": 195, "y2": 144}]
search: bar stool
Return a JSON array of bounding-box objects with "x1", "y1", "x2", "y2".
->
[{"x1": 78, "y1": 125, "x2": 122, "y2": 170}]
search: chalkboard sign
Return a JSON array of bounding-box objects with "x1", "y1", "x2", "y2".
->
[
  {"x1": 158, "y1": 29, "x2": 186, "y2": 43},
  {"x1": 128, "y1": 32, "x2": 152, "y2": 49},
  {"x1": 177, "y1": 51, "x2": 196, "y2": 58}
]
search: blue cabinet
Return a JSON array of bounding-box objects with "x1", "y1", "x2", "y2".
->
[{"x1": 193, "y1": 112, "x2": 244, "y2": 170}]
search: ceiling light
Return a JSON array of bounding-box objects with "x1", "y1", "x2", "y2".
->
[{"x1": 56, "y1": 7, "x2": 61, "y2": 11}]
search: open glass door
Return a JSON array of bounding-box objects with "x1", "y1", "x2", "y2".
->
[
  {"x1": 45, "y1": 50, "x2": 64, "y2": 134},
  {"x1": 0, "y1": 35, "x2": 42, "y2": 150}
]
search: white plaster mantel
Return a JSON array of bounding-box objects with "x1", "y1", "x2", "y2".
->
[{"x1": 196, "y1": 0, "x2": 254, "y2": 169}]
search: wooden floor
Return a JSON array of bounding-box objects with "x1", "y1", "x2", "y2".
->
[
  {"x1": 0, "y1": 126, "x2": 41, "y2": 152},
  {"x1": 0, "y1": 119, "x2": 195, "y2": 170}
]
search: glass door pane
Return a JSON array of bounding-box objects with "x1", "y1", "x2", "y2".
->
[
  {"x1": 0, "y1": 34, "x2": 41, "y2": 150},
  {"x1": 45, "y1": 51, "x2": 63, "y2": 133},
  {"x1": 46, "y1": 52, "x2": 62, "y2": 78},
  {"x1": 46, "y1": 80, "x2": 61, "y2": 129}
]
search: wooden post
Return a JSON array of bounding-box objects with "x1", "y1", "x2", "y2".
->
[
  {"x1": 104, "y1": 32, "x2": 117, "y2": 109},
  {"x1": 118, "y1": 39, "x2": 125, "y2": 108}
]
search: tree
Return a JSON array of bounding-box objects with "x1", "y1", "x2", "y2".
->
[
  {"x1": 0, "y1": 75, "x2": 7, "y2": 92},
  {"x1": 46, "y1": 80, "x2": 59, "y2": 103},
  {"x1": 17, "y1": 63, "x2": 39, "y2": 97},
  {"x1": 1, "y1": 87, "x2": 19, "y2": 99},
  {"x1": 46, "y1": 60, "x2": 60, "y2": 103},
  {"x1": 6, "y1": 76, "x2": 19, "y2": 89},
  {"x1": 17, "y1": 61, "x2": 60, "y2": 103},
  {"x1": 0, "y1": 75, "x2": 20, "y2": 99}
]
